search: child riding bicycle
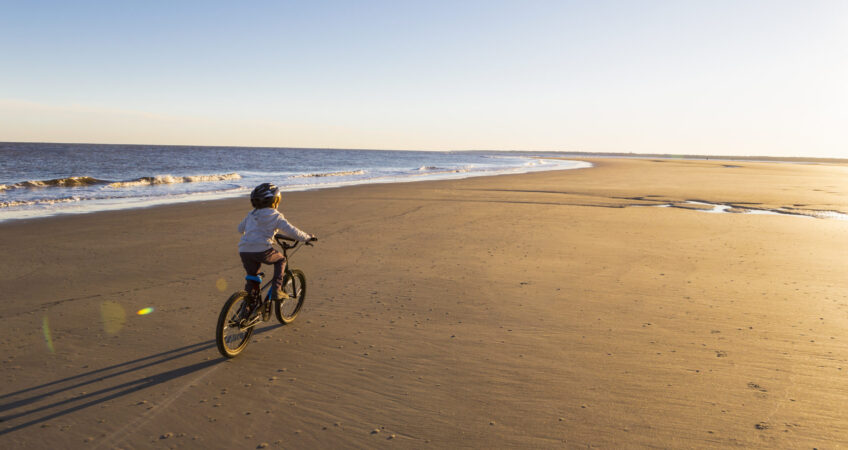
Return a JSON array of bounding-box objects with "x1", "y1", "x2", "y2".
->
[{"x1": 238, "y1": 183, "x2": 315, "y2": 300}]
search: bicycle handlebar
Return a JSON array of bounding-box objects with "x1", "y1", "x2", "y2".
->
[{"x1": 274, "y1": 234, "x2": 317, "y2": 249}]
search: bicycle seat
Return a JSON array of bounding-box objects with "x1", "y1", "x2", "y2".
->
[{"x1": 245, "y1": 274, "x2": 263, "y2": 283}]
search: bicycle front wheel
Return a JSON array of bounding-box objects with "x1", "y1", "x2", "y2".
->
[
  {"x1": 216, "y1": 291, "x2": 255, "y2": 358},
  {"x1": 275, "y1": 269, "x2": 306, "y2": 324}
]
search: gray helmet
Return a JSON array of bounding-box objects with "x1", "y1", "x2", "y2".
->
[{"x1": 250, "y1": 182, "x2": 280, "y2": 208}]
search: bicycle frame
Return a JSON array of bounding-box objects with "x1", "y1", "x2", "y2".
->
[{"x1": 247, "y1": 235, "x2": 303, "y2": 303}]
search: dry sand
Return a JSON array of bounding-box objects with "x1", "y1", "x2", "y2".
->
[{"x1": 1, "y1": 158, "x2": 847, "y2": 448}]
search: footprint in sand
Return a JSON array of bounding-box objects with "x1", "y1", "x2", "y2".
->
[
  {"x1": 747, "y1": 382, "x2": 767, "y2": 392},
  {"x1": 747, "y1": 382, "x2": 769, "y2": 398}
]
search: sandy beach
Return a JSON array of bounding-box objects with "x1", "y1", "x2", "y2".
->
[{"x1": 1, "y1": 157, "x2": 847, "y2": 448}]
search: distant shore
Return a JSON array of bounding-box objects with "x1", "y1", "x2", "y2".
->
[
  {"x1": 1, "y1": 158, "x2": 847, "y2": 447},
  {"x1": 516, "y1": 150, "x2": 848, "y2": 165}
]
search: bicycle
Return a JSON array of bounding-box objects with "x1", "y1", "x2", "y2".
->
[{"x1": 216, "y1": 234, "x2": 316, "y2": 358}]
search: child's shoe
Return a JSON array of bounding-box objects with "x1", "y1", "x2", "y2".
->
[{"x1": 273, "y1": 289, "x2": 290, "y2": 301}]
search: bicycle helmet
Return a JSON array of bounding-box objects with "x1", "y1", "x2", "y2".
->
[{"x1": 250, "y1": 182, "x2": 280, "y2": 208}]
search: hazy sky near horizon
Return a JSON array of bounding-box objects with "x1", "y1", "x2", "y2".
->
[{"x1": 1, "y1": 0, "x2": 846, "y2": 157}]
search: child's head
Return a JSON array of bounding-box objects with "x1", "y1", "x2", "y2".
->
[{"x1": 250, "y1": 183, "x2": 281, "y2": 209}]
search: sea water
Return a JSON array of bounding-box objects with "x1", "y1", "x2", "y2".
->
[{"x1": 0, "y1": 142, "x2": 590, "y2": 222}]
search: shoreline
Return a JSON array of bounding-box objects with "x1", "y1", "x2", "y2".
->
[
  {"x1": 2, "y1": 158, "x2": 847, "y2": 447},
  {"x1": 0, "y1": 154, "x2": 590, "y2": 224},
  {"x1": 4, "y1": 155, "x2": 848, "y2": 227}
]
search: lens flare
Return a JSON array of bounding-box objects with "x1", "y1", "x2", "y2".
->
[
  {"x1": 42, "y1": 316, "x2": 55, "y2": 353},
  {"x1": 137, "y1": 307, "x2": 154, "y2": 315},
  {"x1": 101, "y1": 301, "x2": 126, "y2": 335},
  {"x1": 216, "y1": 278, "x2": 228, "y2": 292}
]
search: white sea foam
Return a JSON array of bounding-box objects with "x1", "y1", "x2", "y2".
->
[
  {"x1": 410, "y1": 166, "x2": 472, "y2": 176},
  {"x1": 0, "y1": 188, "x2": 247, "y2": 219},
  {"x1": 0, "y1": 196, "x2": 82, "y2": 208},
  {"x1": 107, "y1": 173, "x2": 241, "y2": 188},
  {"x1": 290, "y1": 170, "x2": 366, "y2": 178}
]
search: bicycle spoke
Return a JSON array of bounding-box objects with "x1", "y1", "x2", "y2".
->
[{"x1": 222, "y1": 300, "x2": 250, "y2": 349}]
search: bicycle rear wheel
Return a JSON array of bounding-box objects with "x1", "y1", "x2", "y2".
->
[
  {"x1": 275, "y1": 269, "x2": 306, "y2": 324},
  {"x1": 216, "y1": 291, "x2": 255, "y2": 358}
]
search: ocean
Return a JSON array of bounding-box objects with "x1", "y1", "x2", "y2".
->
[{"x1": 0, "y1": 142, "x2": 590, "y2": 222}]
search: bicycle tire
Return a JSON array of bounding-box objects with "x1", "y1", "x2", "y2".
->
[
  {"x1": 275, "y1": 269, "x2": 306, "y2": 324},
  {"x1": 216, "y1": 291, "x2": 255, "y2": 358}
]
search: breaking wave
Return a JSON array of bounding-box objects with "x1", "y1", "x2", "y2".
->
[
  {"x1": 290, "y1": 170, "x2": 366, "y2": 178},
  {"x1": 0, "y1": 176, "x2": 106, "y2": 190},
  {"x1": 106, "y1": 173, "x2": 241, "y2": 188},
  {"x1": 2, "y1": 173, "x2": 242, "y2": 191}
]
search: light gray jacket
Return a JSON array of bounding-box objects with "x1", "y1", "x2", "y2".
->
[{"x1": 237, "y1": 208, "x2": 311, "y2": 253}]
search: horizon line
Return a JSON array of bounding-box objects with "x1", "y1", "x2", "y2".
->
[{"x1": 3, "y1": 140, "x2": 847, "y2": 164}]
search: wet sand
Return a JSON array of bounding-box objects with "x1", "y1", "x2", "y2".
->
[{"x1": 1, "y1": 158, "x2": 848, "y2": 448}]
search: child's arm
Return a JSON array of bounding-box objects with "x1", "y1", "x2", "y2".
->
[
  {"x1": 273, "y1": 213, "x2": 312, "y2": 242},
  {"x1": 237, "y1": 215, "x2": 248, "y2": 234}
]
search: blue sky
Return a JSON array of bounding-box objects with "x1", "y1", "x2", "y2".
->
[{"x1": 1, "y1": 0, "x2": 846, "y2": 157}]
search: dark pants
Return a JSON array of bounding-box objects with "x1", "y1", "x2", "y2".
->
[{"x1": 240, "y1": 249, "x2": 286, "y2": 292}]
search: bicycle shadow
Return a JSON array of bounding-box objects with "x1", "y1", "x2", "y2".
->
[{"x1": 0, "y1": 324, "x2": 282, "y2": 436}]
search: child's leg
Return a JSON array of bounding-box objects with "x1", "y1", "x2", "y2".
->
[
  {"x1": 239, "y1": 252, "x2": 264, "y2": 291},
  {"x1": 260, "y1": 248, "x2": 287, "y2": 292}
]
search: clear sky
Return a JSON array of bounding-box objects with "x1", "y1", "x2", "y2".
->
[{"x1": 1, "y1": 0, "x2": 846, "y2": 157}]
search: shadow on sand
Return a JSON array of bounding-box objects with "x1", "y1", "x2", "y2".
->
[{"x1": 0, "y1": 324, "x2": 282, "y2": 435}]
